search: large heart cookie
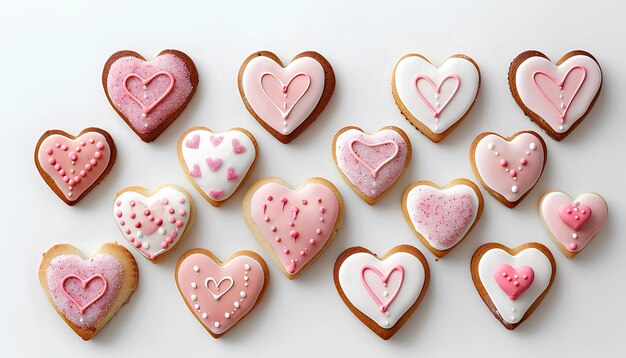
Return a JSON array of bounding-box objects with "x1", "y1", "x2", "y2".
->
[
  {"x1": 113, "y1": 185, "x2": 194, "y2": 262},
  {"x1": 103, "y1": 49, "x2": 198, "y2": 142},
  {"x1": 471, "y1": 242, "x2": 556, "y2": 330},
  {"x1": 243, "y1": 177, "x2": 344, "y2": 279},
  {"x1": 509, "y1": 50, "x2": 602, "y2": 141},
  {"x1": 332, "y1": 126, "x2": 411, "y2": 205},
  {"x1": 392, "y1": 53, "x2": 480, "y2": 142},
  {"x1": 334, "y1": 245, "x2": 429, "y2": 340},
  {"x1": 540, "y1": 191, "x2": 608, "y2": 258},
  {"x1": 238, "y1": 51, "x2": 335, "y2": 143},
  {"x1": 470, "y1": 131, "x2": 547, "y2": 208},
  {"x1": 38, "y1": 243, "x2": 138, "y2": 340},
  {"x1": 178, "y1": 126, "x2": 257, "y2": 206},
  {"x1": 402, "y1": 178, "x2": 483, "y2": 257},
  {"x1": 35, "y1": 128, "x2": 116, "y2": 205}
]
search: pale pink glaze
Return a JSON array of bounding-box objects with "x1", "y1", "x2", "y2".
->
[
  {"x1": 493, "y1": 264, "x2": 534, "y2": 300},
  {"x1": 37, "y1": 132, "x2": 112, "y2": 201},
  {"x1": 250, "y1": 182, "x2": 339, "y2": 275},
  {"x1": 361, "y1": 265, "x2": 404, "y2": 313},
  {"x1": 46, "y1": 254, "x2": 123, "y2": 329},
  {"x1": 107, "y1": 54, "x2": 194, "y2": 135},
  {"x1": 177, "y1": 254, "x2": 265, "y2": 335},
  {"x1": 335, "y1": 129, "x2": 408, "y2": 199}
]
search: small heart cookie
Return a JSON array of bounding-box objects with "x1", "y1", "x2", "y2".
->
[
  {"x1": 103, "y1": 49, "x2": 198, "y2": 142},
  {"x1": 35, "y1": 127, "x2": 116, "y2": 205},
  {"x1": 540, "y1": 191, "x2": 608, "y2": 258},
  {"x1": 470, "y1": 131, "x2": 547, "y2": 208},
  {"x1": 38, "y1": 243, "x2": 138, "y2": 340},
  {"x1": 509, "y1": 50, "x2": 602, "y2": 141},
  {"x1": 334, "y1": 245, "x2": 430, "y2": 340},
  {"x1": 402, "y1": 178, "x2": 483, "y2": 257},
  {"x1": 392, "y1": 53, "x2": 480, "y2": 142},
  {"x1": 332, "y1": 126, "x2": 411, "y2": 204},
  {"x1": 471, "y1": 242, "x2": 556, "y2": 330},
  {"x1": 178, "y1": 126, "x2": 258, "y2": 206},
  {"x1": 113, "y1": 184, "x2": 194, "y2": 262},
  {"x1": 238, "y1": 51, "x2": 335, "y2": 143},
  {"x1": 175, "y1": 249, "x2": 269, "y2": 338},
  {"x1": 243, "y1": 177, "x2": 344, "y2": 279}
]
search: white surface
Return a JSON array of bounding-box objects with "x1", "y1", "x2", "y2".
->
[{"x1": 0, "y1": 0, "x2": 624, "y2": 356}]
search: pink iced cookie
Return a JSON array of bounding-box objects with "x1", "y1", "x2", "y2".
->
[
  {"x1": 103, "y1": 50, "x2": 198, "y2": 142},
  {"x1": 333, "y1": 126, "x2": 411, "y2": 204},
  {"x1": 540, "y1": 191, "x2": 608, "y2": 258}
]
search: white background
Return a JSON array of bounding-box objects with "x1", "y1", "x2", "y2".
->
[{"x1": 0, "y1": 0, "x2": 623, "y2": 356}]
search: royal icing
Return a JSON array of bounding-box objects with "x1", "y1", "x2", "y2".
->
[
  {"x1": 540, "y1": 192, "x2": 608, "y2": 253},
  {"x1": 180, "y1": 128, "x2": 256, "y2": 203},
  {"x1": 113, "y1": 186, "x2": 192, "y2": 260},
  {"x1": 394, "y1": 55, "x2": 479, "y2": 135}
]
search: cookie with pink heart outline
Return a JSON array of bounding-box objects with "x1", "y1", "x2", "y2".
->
[
  {"x1": 402, "y1": 178, "x2": 484, "y2": 257},
  {"x1": 178, "y1": 126, "x2": 258, "y2": 206},
  {"x1": 175, "y1": 249, "x2": 269, "y2": 338},
  {"x1": 113, "y1": 184, "x2": 194, "y2": 263},
  {"x1": 35, "y1": 127, "x2": 116, "y2": 205},
  {"x1": 238, "y1": 51, "x2": 335, "y2": 143},
  {"x1": 509, "y1": 50, "x2": 602, "y2": 141},
  {"x1": 103, "y1": 49, "x2": 198, "y2": 142},
  {"x1": 540, "y1": 191, "x2": 608, "y2": 258},
  {"x1": 38, "y1": 242, "x2": 138, "y2": 340},
  {"x1": 243, "y1": 177, "x2": 344, "y2": 279},
  {"x1": 334, "y1": 245, "x2": 430, "y2": 340},
  {"x1": 332, "y1": 126, "x2": 411, "y2": 205}
]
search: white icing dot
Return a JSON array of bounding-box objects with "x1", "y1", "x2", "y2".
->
[
  {"x1": 559, "y1": 125, "x2": 564, "y2": 131},
  {"x1": 244, "y1": 283, "x2": 248, "y2": 287},
  {"x1": 142, "y1": 242, "x2": 150, "y2": 249},
  {"x1": 560, "y1": 103, "x2": 565, "y2": 109},
  {"x1": 383, "y1": 291, "x2": 389, "y2": 297},
  {"x1": 193, "y1": 265, "x2": 199, "y2": 273},
  {"x1": 511, "y1": 185, "x2": 519, "y2": 193},
  {"x1": 202, "y1": 313, "x2": 208, "y2": 319},
  {"x1": 435, "y1": 102, "x2": 440, "y2": 107},
  {"x1": 194, "y1": 304, "x2": 200, "y2": 310},
  {"x1": 191, "y1": 294, "x2": 197, "y2": 301},
  {"x1": 136, "y1": 231, "x2": 143, "y2": 238},
  {"x1": 384, "y1": 321, "x2": 389, "y2": 327},
  {"x1": 191, "y1": 282, "x2": 197, "y2": 289},
  {"x1": 244, "y1": 276, "x2": 249, "y2": 281},
  {"x1": 487, "y1": 143, "x2": 495, "y2": 150},
  {"x1": 79, "y1": 318, "x2": 84, "y2": 323},
  {"x1": 244, "y1": 264, "x2": 250, "y2": 270},
  {"x1": 511, "y1": 307, "x2": 515, "y2": 312},
  {"x1": 572, "y1": 233, "x2": 578, "y2": 239},
  {"x1": 142, "y1": 113, "x2": 147, "y2": 118},
  {"x1": 511, "y1": 315, "x2": 515, "y2": 320},
  {"x1": 225, "y1": 313, "x2": 230, "y2": 319},
  {"x1": 518, "y1": 167, "x2": 522, "y2": 171},
  {"x1": 282, "y1": 129, "x2": 288, "y2": 133},
  {"x1": 234, "y1": 301, "x2": 240, "y2": 308},
  {"x1": 435, "y1": 93, "x2": 439, "y2": 99},
  {"x1": 530, "y1": 143, "x2": 537, "y2": 150},
  {"x1": 283, "y1": 121, "x2": 288, "y2": 126},
  {"x1": 495, "y1": 151, "x2": 499, "y2": 156},
  {"x1": 214, "y1": 322, "x2": 220, "y2": 328},
  {"x1": 158, "y1": 227, "x2": 166, "y2": 235},
  {"x1": 240, "y1": 291, "x2": 246, "y2": 298},
  {"x1": 526, "y1": 151, "x2": 530, "y2": 155},
  {"x1": 143, "y1": 85, "x2": 147, "y2": 90}
]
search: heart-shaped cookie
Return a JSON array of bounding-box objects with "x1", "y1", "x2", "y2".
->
[
  {"x1": 540, "y1": 191, "x2": 608, "y2": 258},
  {"x1": 175, "y1": 249, "x2": 269, "y2": 338},
  {"x1": 470, "y1": 131, "x2": 547, "y2": 208},
  {"x1": 509, "y1": 50, "x2": 602, "y2": 141},
  {"x1": 243, "y1": 177, "x2": 344, "y2": 279},
  {"x1": 38, "y1": 243, "x2": 138, "y2": 340},
  {"x1": 238, "y1": 51, "x2": 335, "y2": 143},
  {"x1": 178, "y1": 126, "x2": 258, "y2": 206},
  {"x1": 35, "y1": 128, "x2": 116, "y2": 205},
  {"x1": 113, "y1": 184, "x2": 194, "y2": 262},
  {"x1": 334, "y1": 245, "x2": 429, "y2": 340},
  {"x1": 103, "y1": 49, "x2": 198, "y2": 142},
  {"x1": 332, "y1": 126, "x2": 411, "y2": 204},
  {"x1": 402, "y1": 178, "x2": 483, "y2": 257},
  {"x1": 392, "y1": 54, "x2": 480, "y2": 142},
  {"x1": 471, "y1": 242, "x2": 556, "y2": 330}
]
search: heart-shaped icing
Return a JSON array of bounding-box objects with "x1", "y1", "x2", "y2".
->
[
  {"x1": 540, "y1": 192, "x2": 608, "y2": 256},
  {"x1": 179, "y1": 127, "x2": 257, "y2": 206},
  {"x1": 245, "y1": 178, "x2": 343, "y2": 278},
  {"x1": 493, "y1": 264, "x2": 535, "y2": 300},
  {"x1": 175, "y1": 249, "x2": 268, "y2": 338},
  {"x1": 471, "y1": 131, "x2": 546, "y2": 207},
  {"x1": 113, "y1": 185, "x2": 193, "y2": 261},
  {"x1": 103, "y1": 50, "x2": 198, "y2": 142},
  {"x1": 35, "y1": 128, "x2": 116, "y2": 205}
]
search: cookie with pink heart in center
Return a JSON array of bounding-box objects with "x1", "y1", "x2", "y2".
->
[
  {"x1": 243, "y1": 177, "x2": 344, "y2": 279},
  {"x1": 402, "y1": 178, "x2": 484, "y2": 257},
  {"x1": 103, "y1": 49, "x2": 198, "y2": 142},
  {"x1": 471, "y1": 242, "x2": 556, "y2": 330},
  {"x1": 509, "y1": 50, "x2": 602, "y2": 141},
  {"x1": 113, "y1": 184, "x2": 194, "y2": 262},
  {"x1": 38, "y1": 243, "x2": 138, "y2": 340},
  {"x1": 332, "y1": 126, "x2": 411, "y2": 204},
  {"x1": 178, "y1": 126, "x2": 258, "y2": 206},
  {"x1": 35, "y1": 128, "x2": 116, "y2": 205},
  {"x1": 470, "y1": 131, "x2": 547, "y2": 208},
  {"x1": 540, "y1": 191, "x2": 608, "y2": 258},
  {"x1": 175, "y1": 249, "x2": 269, "y2": 338},
  {"x1": 238, "y1": 51, "x2": 335, "y2": 143}
]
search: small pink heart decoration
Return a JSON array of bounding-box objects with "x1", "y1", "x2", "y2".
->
[
  {"x1": 558, "y1": 203, "x2": 592, "y2": 231},
  {"x1": 493, "y1": 264, "x2": 535, "y2": 300}
]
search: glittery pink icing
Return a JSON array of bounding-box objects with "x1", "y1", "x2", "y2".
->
[
  {"x1": 46, "y1": 254, "x2": 123, "y2": 329},
  {"x1": 177, "y1": 254, "x2": 265, "y2": 335},
  {"x1": 107, "y1": 54, "x2": 193, "y2": 135}
]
